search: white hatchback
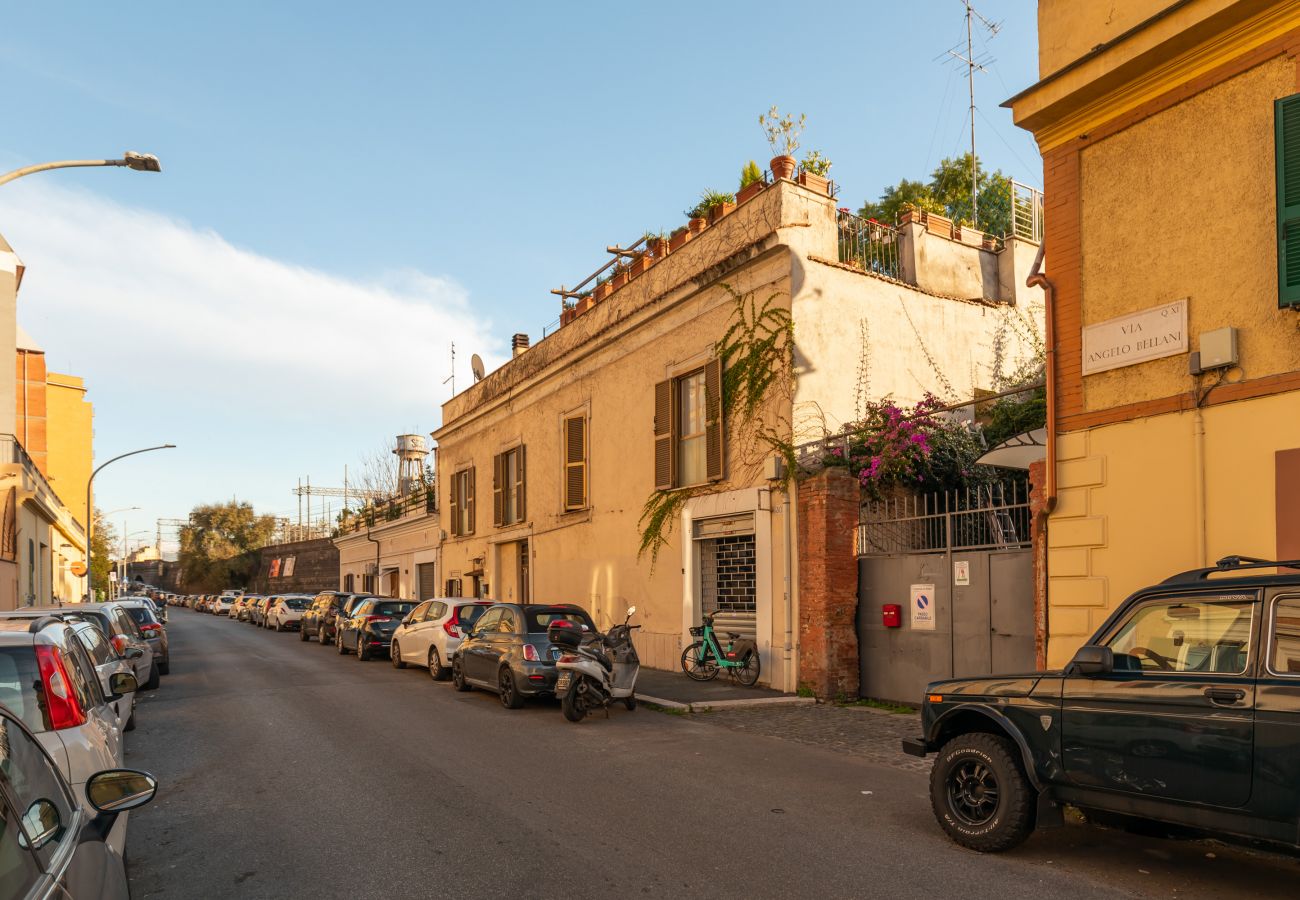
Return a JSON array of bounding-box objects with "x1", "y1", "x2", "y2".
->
[
  {"x1": 266, "y1": 595, "x2": 311, "y2": 631},
  {"x1": 389, "y1": 599, "x2": 493, "y2": 679}
]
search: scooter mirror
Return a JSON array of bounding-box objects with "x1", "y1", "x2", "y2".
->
[{"x1": 627, "y1": 606, "x2": 636, "y2": 616}]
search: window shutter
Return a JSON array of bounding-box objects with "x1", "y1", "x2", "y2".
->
[
  {"x1": 466, "y1": 466, "x2": 476, "y2": 534},
  {"x1": 654, "y1": 379, "x2": 674, "y2": 490},
  {"x1": 449, "y1": 475, "x2": 460, "y2": 537},
  {"x1": 564, "y1": 415, "x2": 587, "y2": 511},
  {"x1": 1278, "y1": 94, "x2": 1300, "y2": 307},
  {"x1": 704, "y1": 357, "x2": 725, "y2": 482},
  {"x1": 516, "y1": 445, "x2": 527, "y2": 522},
  {"x1": 492, "y1": 453, "x2": 504, "y2": 527}
]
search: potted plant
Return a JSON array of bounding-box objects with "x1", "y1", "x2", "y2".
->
[
  {"x1": 593, "y1": 280, "x2": 610, "y2": 302},
  {"x1": 630, "y1": 251, "x2": 652, "y2": 278},
  {"x1": 685, "y1": 200, "x2": 708, "y2": 234},
  {"x1": 698, "y1": 189, "x2": 736, "y2": 224},
  {"x1": 797, "y1": 150, "x2": 832, "y2": 195},
  {"x1": 669, "y1": 225, "x2": 690, "y2": 251},
  {"x1": 609, "y1": 261, "x2": 629, "y2": 291},
  {"x1": 736, "y1": 160, "x2": 765, "y2": 205},
  {"x1": 760, "y1": 105, "x2": 805, "y2": 180},
  {"x1": 645, "y1": 230, "x2": 669, "y2": 259}
]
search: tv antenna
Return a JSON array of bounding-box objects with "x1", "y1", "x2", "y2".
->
[
  {"x1": 442, "y1": 342, "x2": 455, "y2": 396},
  {"x1": 946, "y1": 0, "x2": 1001, "y2": 227},
  {"x1": 470, "y1": 353, "x2": 485, "y2": 383}
]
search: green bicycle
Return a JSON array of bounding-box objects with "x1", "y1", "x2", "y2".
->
[{"x1": 681, "y1": 613, "x2": 761, "y2": 685}]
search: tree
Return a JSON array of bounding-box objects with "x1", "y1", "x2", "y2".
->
[
  {"x1": 178, "y1": 502, "x2": 276, "y2": 592},
  {"x1": 89, "y1": 508, "x2": 117, "y2": 601},
  {"x1": 859, "y1": 154, "x2": 1015, "y2": 238}
]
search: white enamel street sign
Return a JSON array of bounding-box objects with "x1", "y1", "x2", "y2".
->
[{"x1": 1082, "y1": 298, "x2": 1188, "y2": 375}]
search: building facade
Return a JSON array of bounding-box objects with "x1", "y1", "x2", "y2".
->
[
  {"x1": 1008, "y1": 0, "x2": 1300, "y2": 665},
  {"x1": 429, "y1": 177, "x2": 1041, "y2": 691},
  {"x1": 335, "y1": 489, "x2": 440, "y2": 601}
]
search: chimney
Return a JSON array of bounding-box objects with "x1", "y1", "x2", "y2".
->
[{"x1": 512, "y1": 333, "x2": 530, "y2": 357}]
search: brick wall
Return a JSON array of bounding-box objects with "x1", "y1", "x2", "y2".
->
[
  {"x1": 796, "y1": 466, "x2": 860, "y2": 698},
  {"x1": 250, "y1": 538, "x2": 339, "y2": 594}
]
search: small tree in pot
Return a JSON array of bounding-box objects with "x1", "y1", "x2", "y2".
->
[
  {"x1": 760, "y1": 105, "x2": 805, "y2": 180},
  {"x1": 737, "y1": 160, "x2": 765, "y2": 204}
]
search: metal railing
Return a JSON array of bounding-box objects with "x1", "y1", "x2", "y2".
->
[
  {"x1": 836, "y1": 209, "x2": 901, "y2": 279},
  {"x1": 1010, "y1": 181, "x2": 1043, "y2": 244},
  {"x1": 334, "y1": 484, "x2": 437, "y2": 536},
  {"x1": 859, "y1": 481, "x2": 1032, "y2": 556}
]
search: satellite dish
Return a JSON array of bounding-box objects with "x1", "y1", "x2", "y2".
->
[{"x1": 471, "y1": 354, "x2": 485, "y2": 382}]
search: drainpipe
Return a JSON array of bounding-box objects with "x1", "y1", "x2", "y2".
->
[
  {"x1": 365, "y1": 528, "x2": 380, "y2": 595},
  {"x1": 783, "y1": 482, "x2": 795, "y2": 693},
  {"x1": 1026, "y1": 243, "x2": 1057, "y2": 670}
]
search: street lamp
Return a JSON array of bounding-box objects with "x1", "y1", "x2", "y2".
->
[
  {"x1": 86, "y1": 444, "x2": 175, "y2": 598},
  {"x1": 0, "y1": 151, "x2": 162, "y2": 188}
]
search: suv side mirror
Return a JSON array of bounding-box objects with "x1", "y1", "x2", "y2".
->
[{"x1": 1068, "y1": 645, "x2": 1114, "y2": 676}]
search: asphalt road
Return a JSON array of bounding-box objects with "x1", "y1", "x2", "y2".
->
[{"x1": 123, "y1": 610, "x2": 1300, "y2": 899}]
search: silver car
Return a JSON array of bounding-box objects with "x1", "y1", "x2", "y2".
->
[
  {"x1": 3, "y1": 604, "x2": 159, "y2": 692},
  {"x1": 114, "y1": 598, "x2": 171, "y2": 676}
]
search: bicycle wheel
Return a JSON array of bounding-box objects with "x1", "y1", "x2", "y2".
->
[
  {"x1": 681, "y1": 642, "x2": 720, "y2": 681},
  {"x1": 734, "y1": 650, "x2": 761, "y2": 686}
]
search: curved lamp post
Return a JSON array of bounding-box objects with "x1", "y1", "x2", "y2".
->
[
  {"x1": 86, "y1": 444, "x2": 175, "y2": 598},
  {"x1": 0, "y1": 152, "x2": 161, "y2": 188}
]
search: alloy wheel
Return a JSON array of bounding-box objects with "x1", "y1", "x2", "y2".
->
[{"x1": 947, "y1": 760, "x2": 1000, "y2": 827}]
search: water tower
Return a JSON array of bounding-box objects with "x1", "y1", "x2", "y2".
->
[{"x1": 394, "y1": 434, "x2": 429, "y2": 497}]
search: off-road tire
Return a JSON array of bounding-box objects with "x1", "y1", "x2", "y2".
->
[{"x1": 929, "y1": 733, "x2": 1034, "y2": 853}]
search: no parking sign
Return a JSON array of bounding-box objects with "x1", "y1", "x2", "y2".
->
[{"x1": 910, "y1": 583, "x2": 936, "y2": 631}]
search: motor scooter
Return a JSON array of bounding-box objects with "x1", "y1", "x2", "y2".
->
[{"x1": 551, "y1": 606, "x2": 640, "y2": 722}]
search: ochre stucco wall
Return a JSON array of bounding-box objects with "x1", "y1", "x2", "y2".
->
[
  {"x1": 1046, "y1": 390, "x2": 1300, "y2": 666},
  {"x1": 46, "y1": 372, "x2": 93, "y2": 530},
  {"x1": 1079, "y1": 56, "x2": 1298, "y2": 413},
  {"x1": 1038, "y1": 0, "x2": 1175, "y2": 77}
]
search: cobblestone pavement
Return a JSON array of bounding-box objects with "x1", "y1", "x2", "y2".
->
[{"x1": 694, "y1": 703, "x2": 931, "y2": 773}]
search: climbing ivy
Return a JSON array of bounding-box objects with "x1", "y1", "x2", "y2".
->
[{"x1": 637, "y1": 285, "x2": 797, "y2": 567}]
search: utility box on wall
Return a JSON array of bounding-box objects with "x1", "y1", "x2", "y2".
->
[{"x1": 881, "y1": 604, "x2": 902, "y2": 628}]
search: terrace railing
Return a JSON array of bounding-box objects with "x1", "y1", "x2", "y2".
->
[
  {"x1": 1010, "y1": 181, "x2": 1044, "y2": 244},
  {"x1": 836, "y1": 209, "x2": 901, "y2": 280}
]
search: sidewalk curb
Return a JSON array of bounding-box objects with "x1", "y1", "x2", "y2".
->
[{"x1": 641, "y1": 694, "x2": 816, "y2": 713}]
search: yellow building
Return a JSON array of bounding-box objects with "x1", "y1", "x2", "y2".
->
[
  {"x1": 1007, "y1": 0, "x2": 1300, "y2": 665},
  {"x1": 46, "y1": 372, "x2": 93, "y2": 530}
]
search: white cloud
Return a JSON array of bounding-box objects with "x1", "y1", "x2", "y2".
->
[{"x1": 0, "y1": 180, "x2": 503, "y2": 418}]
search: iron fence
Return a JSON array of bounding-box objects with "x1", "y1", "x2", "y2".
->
[
  {"x1": 836, "y1": 209, "x2": 901, "y2": 279},
  {"x1": 334, "y1": 485, "x2": 437, "y2": 537},
  {"x1": 859, "y1": 481, "x2": 1032, "y2": 556},
  {"x1": 1010, "y1": 181, "x2": 1044, "y2": 244}
]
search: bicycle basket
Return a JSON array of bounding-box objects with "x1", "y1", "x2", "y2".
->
[{"x1": 688, "y1": 625, "x2": 704, "y2": 637}]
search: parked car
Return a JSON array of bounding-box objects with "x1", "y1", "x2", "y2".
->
[
  {"x1": 451, "y1": 603, "x2": 596, "y2": 708},
  {"x1": 903, "y1": 554, "x2": 1300, "y2": 853},
  {"x1": 67, "y1": 617, "x2": 139, "y2": 732},
  {"x1": 0, "y1": 702, "x2": 158, "y2": 900},
  {"x1": 336, "y1": 598, "x2": 418, "y2": 660},
  {"x1": 302, "y1": 591, "x2": 372, "y2": 645},
  {"x1": 1, "y1": 603, "x2": 159, "y2": 692},
  {"x1": 390, "y1": 598, "x2": 493, "y2": 679},
  {"x1": 212, "y1": 595, "x2": 236, "y2": 617},
  {"x1": 114, "y1": 598, "x2": 170, "y2": 676},
  {"x1": 0, "y1": 616, "x2": 138, "y2": 859},
  {"x1": 266, "y1": 595, "x2": 311, "y2": 631},
  {"x1": 244, "y1": 596, "x2": 268, "y2": 626}
]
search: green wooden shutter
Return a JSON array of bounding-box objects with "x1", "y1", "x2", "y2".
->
[
  {"x1": 516, "y1": 445, "x2": 527, "y2": 522},
  {"x1": 1277, "y1": 94, "x2": 1300, "y2": 306}
]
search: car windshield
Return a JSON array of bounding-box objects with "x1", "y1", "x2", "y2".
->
[
  {"x1": 457, "y1": 604, "x2": 490, "y2": 627},
  {"x1": 0, "y1": 647, "x2": 45, "y2": 733},
  {"x1": 285, "y1": 598, "x2": 309, "y2": 609},
  {"x1": 373, "y1": 602, "x2": 415, "y2": 617},
  {"x1": 526, "y1": 609, "x2": 594, "y2": 634},
  {"x1": 123, "y1": 607, "x2": 158, "y2": 626}
]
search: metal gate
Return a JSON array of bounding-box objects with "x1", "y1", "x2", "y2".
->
[{"x1": 856, "y1": 483, "x2": 1035, "y2": 704}]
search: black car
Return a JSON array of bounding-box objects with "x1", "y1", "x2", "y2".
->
[
  {"x1": 302, "y1": 591, "x2": 372, "y2": 645},
  {"x1": 903, "y1": 554, "x2": 1300, "y2": 853},
  {"x1": 451, "y1": 604, "x2": 595, "y2": 708},
  {"x1": 336, "y1": 598, "x2": 417, "y2": 660}
]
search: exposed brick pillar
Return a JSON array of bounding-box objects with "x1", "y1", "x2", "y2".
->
[
  {"x1": 797, "y1": 466, "x2": 860, "y2": 699},
  {"x1": 1029, "y1": 460, "x2": 1048, "y2": 671}
]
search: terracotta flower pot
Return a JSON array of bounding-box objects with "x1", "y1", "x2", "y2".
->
[
  {"x1": 610, "y1": 270, "x2": 629, "y2": 290},
  {"x1": 688, "y1": 216, "x2": 707, "y2": 235},
  {"x1": 593, "y1": 282, "x2": 610, "y2": 302},
  {"x1": 736, "y1": 181, "x2": 764, "y2": 205},
  {"x1": 770, "y1": 155, "x2": 797, "y2": 180},
  {"x1": 708, "y1": 201, "x2": 736, "y2": 225},
  {"x1": 669, "y1": 229, "x2": 690, "y2": 252},
  {"x1": 648, "y1": 238, "x2": 668, "y2": 258},
  {"x1": 561, "y1": 307, "x2": 577, "y2": 326},
  {"x1": 630, "y1": 254, "x2": 651, "y2": 277},
  {"x1": 797, "y1": 172, "x2": 830, "y2": 196}
]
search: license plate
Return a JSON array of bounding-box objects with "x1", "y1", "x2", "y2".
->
[{"x1": 556, "y1": 672, "x2": 572, "y2": 691}]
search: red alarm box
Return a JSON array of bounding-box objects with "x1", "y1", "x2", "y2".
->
[{"x1": 882, "y1": 604, "x2": 902, "y2": 628}]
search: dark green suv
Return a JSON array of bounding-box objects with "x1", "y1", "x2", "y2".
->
[{"x1": 903, "y1": 555, "x2": 1300, "y2": 852}]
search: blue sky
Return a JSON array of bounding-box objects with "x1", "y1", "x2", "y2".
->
[{"x1": 0, "y1": 0, "x2": 1041, "y2": 554}]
